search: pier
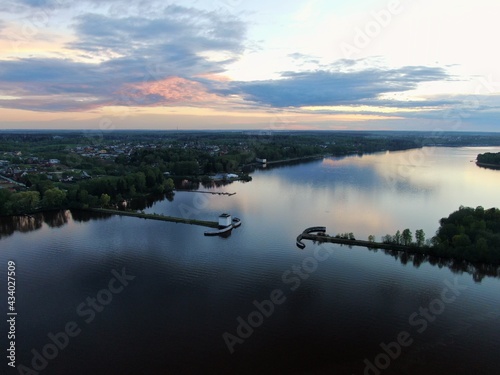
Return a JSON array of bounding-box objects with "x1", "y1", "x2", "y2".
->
[
  {"x1": 296, "y1": 226, "x2": 326, "y2": 249},
  {"x1": 85, "y1": 208, "x2": 219, "y2": 228},
  {"x1": 186, "y1": 190, "x2": 236, "y2": 196},
  {"x1": 297, "y1": 227, "x2": 418, "y2": 252}
]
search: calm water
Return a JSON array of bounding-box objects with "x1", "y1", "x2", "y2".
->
[{"x1": 1, "y1": 147, "x2": 500, "y2": 375}]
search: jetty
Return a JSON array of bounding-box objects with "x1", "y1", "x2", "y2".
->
[
  {"x1": 296, "y1": 226, "x2": 326, "y2": 249},
  {"x1": 297, "y1": 226, "x2": 417, "y2": 252},
  {"x1": 186, "y1": 190, "x2": 236, "y2": 196},
  {"x1": 85, "y1": 208, "x2": 219, "y2": 228},
  {"x1": 204, "y1": 213, "x2": 242, "y2": 236}
]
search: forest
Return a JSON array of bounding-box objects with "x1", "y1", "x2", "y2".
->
[
  {"x1": 430, "y1": 206, "x2": 500, "y2": 264},
  {"x1": 0, "y1": 168, "x2": 176, "y2": 215},
  {"x1": 381, "y1": 206, "x2": 500, "y2": 264},
  {"x1": 477, "y1": 152, "x2": 500, "y2": 167}
]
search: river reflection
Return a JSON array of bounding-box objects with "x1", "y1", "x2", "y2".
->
[
  {"x1": 318, "y1": 241, "x2": 500, "y2": 282},
  {"x1": 2, "y1": 207, "x2": 499, "y2": 283},
  {"x1": 0, "y1": 210, "x2": 73, "y2": 239},
  {"x1": 2, "y1": 147, "x2": 500, "y2": 375}
]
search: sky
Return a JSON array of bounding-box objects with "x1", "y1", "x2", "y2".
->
[{"x1": 0, "y1": 0, "x2": 499, "y2": 131}]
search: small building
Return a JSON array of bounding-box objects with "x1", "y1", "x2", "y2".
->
[
  {"x1": 256, "y1": 158, "x2": 267, "y2": 164},
  {"x1": 49, "y1": 159, "x2": 61, "y2": 164},
  {"x1": 218, "y1": 213, "x2": 232, "y2": 228}
]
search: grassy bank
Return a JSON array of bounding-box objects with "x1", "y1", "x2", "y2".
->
[{"x1": 85, "y1": 208, "x2": 219, "y2": 228}]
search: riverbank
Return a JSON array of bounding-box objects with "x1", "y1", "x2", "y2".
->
[
  {"x1": 84, "y1": 208, "x2": 219, "y2": 228},
  {"x1": 300, "y1": 233, "x2": 418, "y2": 252},
  {"x1": 263, "y1": 154, "x2": 327, "y2": 165},
  {"x1": 476, "y1": 162, "x2": 500, "y2": 170},
  {"x1": 298, "y1": 230, "x2": 500, "y2": 266}
]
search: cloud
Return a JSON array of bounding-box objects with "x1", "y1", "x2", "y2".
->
[
  {"x1": 212, "y1": 65, "x2": 450, "y2": 108},
  {"x1": 288, "y1": 52, "x2": 320, "y2": 65},
  {"x1": 71, "y1": 6, "x2": 244, "y2": 58},
  {"x1": 18, "y1": 0, "x2": 52, "y2": 7},
  {"x1": 9, "y1": 0, "x2": 128, "y2": 9},
  {"x1": 0, "y1": 0, "x2": 64, "y2": 12},
  {"x1": 0, "y1": 5, "x2": 246, "y2": 111}
]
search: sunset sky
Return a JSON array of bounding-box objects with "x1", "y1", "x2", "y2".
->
[{"x1": 1, "y1": 0, "x2": 499, "y2": 131}]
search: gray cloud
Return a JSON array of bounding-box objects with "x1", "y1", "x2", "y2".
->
[
  {"x1": 0, "y1": 5, "x2": 246, "y2": 111},
  {"x1": 211, "y1": 66, "x2": 450, "y2": 108},
  {"x1": 0, "y1": 1, "x2": 488, "y2": 124},
  {"x1": 72, "y1": 7, "x2": 244, "y2": 55},
  {"x1": 17, "y1": 0, "x2": 53, "y2": 7}
]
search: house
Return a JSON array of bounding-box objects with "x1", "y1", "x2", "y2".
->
[
  {"x1": 49, "y1": 159, "x2": 61, "y2": 165},
  {"x1": 218, "y1": 213, "x2": 232, "y2": 228}
]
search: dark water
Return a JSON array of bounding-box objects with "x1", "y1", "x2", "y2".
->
[{"x1": 1, "y1": 147, "x2": 500, "y2": 375}]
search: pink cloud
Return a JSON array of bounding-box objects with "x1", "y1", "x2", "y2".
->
[{"x1": 123, "y1": 76, "x2": 221, "y2": 106}]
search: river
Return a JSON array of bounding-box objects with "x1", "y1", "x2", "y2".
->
[{"x1": 1, "y1": 146, "x2": 500, "y2": 374}]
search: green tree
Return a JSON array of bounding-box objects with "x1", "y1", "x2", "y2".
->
[
  {"x1": 134, "y1": 172, "x2": 147, "y2": 192},
  {"x1": 393, "y1": 230, "x2": 402, "y2": 245},
  {"x1": 368, "y1": 235, "x2": 375, "y2": 242},
  {"x1": 8, "y1": 191, "x2": 40, "y2": 214},
  {"x1": 100, "y1": 193, "x2": 111, "y2": 207},
  {"x1": 117, "y1": 178, "x2": 128, "y2": 194},
  {"x1": 0, "y1": 189, "x2": 13, "y2": 215},
  {"x1": 452, "y1": 233, "x2": 471, "y2": 248},
  {"x1": 402, "y1": 229, "x2": 413, "y2": 246},
  {"x1": 42, "y1": 188, "x2": 66, "y2": 209},
  {"x1": 415, "y1": 229, "x2": 425, "y2": 247},
  {"x1": 476, "y1": 237, "x2": 489, "y2": 261},
  {"x1": 164, "y1": 178, "x2": 175, "y2": 192},
  {"x1": 382, "y1": 234, "x2": 393, "y2": 243},
  {"x1": 145, "y1": 169, "x2": 156, "y2": 188},
  {"x1": 33, "y1": 179, "x2": 54, "y2": 195},
  {"x1": 77, "y1": 189, "x2": 89, "y2": 205}
]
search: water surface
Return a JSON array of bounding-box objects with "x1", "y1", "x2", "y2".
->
[{"x1": 1, "y1": 147, "x2": 500, "y2": 374}]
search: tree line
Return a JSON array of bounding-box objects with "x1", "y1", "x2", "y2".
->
[
  {"x1": 430, "y1": 206, "x2": 500, "y2": 264},
  {"x1": 380, "y1": 229, "x2": 427, "y2": 247},
  {"x1": 477, "y1": 152, "x2": 500, "y2": 166},
  {"x1": 377, "y1": 206, "x2": 500, "y2": 264},
  {"x1": 0, "y1": 167, "x2": 175, "y2": 215}
]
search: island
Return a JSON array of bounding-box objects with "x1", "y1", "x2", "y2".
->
[{"x1": 476, "y1": 152, "x2": 500, "y2": 169}]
